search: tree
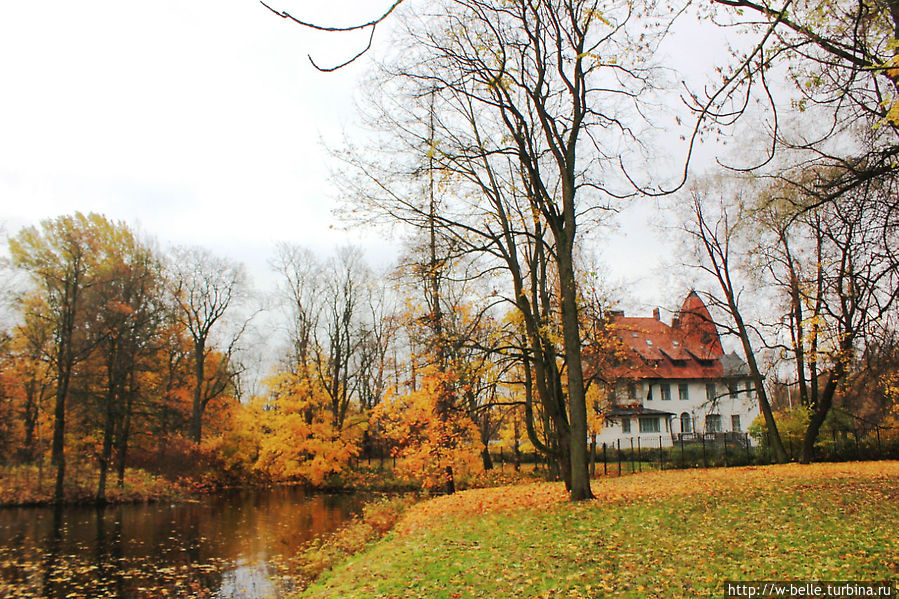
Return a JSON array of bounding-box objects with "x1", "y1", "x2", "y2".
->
[
  {"x1": 272, "y1": 244, "x2": 392, "y2": 437},
  {"x1": 337, "y1": 0, "x2": 676, "y2": 500},
  {"x1": 750, "y1": 173, "x2": 899, "y2": 462},
  {"x1": 254, "y1": 370, "x2": 361, "y2": 486},
  {"x1": 686, "y1": 183, "x2": 788, "y2": 462},
  {"x1": 697, "y1": 0, "x2": 899, "y2": 206},
  {"x1": 313, "y1": 247, "x2": 371, "y2": 430},
  {"x1": 271, "y1": 243, "x2": 321, "y2": 372},
  {"x1": 371, "y1": 366, "x2": 480, "y2": 490},
  {"x1": 169, "y1": 246, "x2": 250, "y2": 443},
  {"x1": 8, "y1": 213, "x2": 112, "y2": 502},
  {"x1": 91, "y1": 229, "x2": 165, "y2": 502}
]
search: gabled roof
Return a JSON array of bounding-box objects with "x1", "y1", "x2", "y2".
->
[{"x1": 605, "y1": 293, "x2": 739, "y2": 381}]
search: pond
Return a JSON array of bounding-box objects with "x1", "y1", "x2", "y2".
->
[{"x1": 0, "y1": 488, "x2": 366, "y2": 598}]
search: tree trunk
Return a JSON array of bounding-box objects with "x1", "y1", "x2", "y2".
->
[
  {"x1": 191, "y1": 339, "x2": 205, "y2": 443},
  {"x1": 96, "y1": 388, "x2": 116, "y2": 504},
  {"x1": 51, "y1": 374, "x2": 68, "y2": 505},
  {"x1": 556, "y1": 236, "x2": 593, "y2": 501},
  {"x1": 800, "y1": 376, "x2": 837, "y2": 464}
]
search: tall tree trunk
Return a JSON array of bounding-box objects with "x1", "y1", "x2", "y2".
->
[
  {"x1": 52, "y1": 289, "x2": 78, "y2": 504},
  {"x1": 556, "y1": 225, "x2": 593, "y2": 501},
  {"x1": 96, "y1": 387, "x2": 116, "y2": 504},
  {"x1": 800, "y1": 376, "x2": 837, "y2": 464},
  {"x1": 51, "y1": 369, "x2": 70, "y2": 505},
  {"x1": 191, "y1": 339, "x2": 205, "y2": 443}
]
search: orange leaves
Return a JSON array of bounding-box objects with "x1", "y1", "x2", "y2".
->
[
  {"x1": 396, "y1": 481, "x2": 568, "y2": 535},
  {"x1": 395, "y1": 461, "x2": 899, "y2": 538},
  {"x1": 253, "y1": 371, "x2": 360, "y2": 486},
  {"x1": 372, "y1": 368, "x2": 480, "y2": 490}
]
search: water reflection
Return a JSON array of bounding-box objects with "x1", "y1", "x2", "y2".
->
[{"x1": 0, "y1": 488, "x2": 363, "y2": 598}]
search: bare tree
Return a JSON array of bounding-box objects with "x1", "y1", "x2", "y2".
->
[
  {"x1": 686, "y1": 183, "x2": 788, "y2": 462},
  {"x1": 751, "y1": 173, "x2": 899, "y2": 462},
  {"x1": 271, "y1": 243, "x2": 322, "y2": 373},
  {"x1": 691, "y1": 0, "x2": 899, "y2": 206},
  {"x1": 169, "y1": 246, "x2": 250, "y2": 443},
  {"x1": 336, "y1": 0, "x2": 680, "y2": 499}
]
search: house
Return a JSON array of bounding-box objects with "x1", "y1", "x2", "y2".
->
[{"x1": 595, "y1": 291, "x2": 759, "y2": 449}]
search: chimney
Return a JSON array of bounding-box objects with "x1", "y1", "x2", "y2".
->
[{"x1": 653, "y1": 307, "x2": 661, "y2": 321}]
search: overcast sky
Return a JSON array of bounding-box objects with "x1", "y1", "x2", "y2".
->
[{"x1": 0, "y1": 1, "x2": 733, "y2": 315}]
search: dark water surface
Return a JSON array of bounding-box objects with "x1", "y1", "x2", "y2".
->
[{"x1": 0, "y1": 488, "x2": 365, "y2": 598}]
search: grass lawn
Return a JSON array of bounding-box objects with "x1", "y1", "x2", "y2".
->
[{"x1": 300, "y1": 462, "x2": 898, "y2": 598}]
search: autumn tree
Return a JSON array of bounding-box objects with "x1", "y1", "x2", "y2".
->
[
  {"x1": 168, "y1": 246, "x2": 251, "y2": 443},
  {"x1": 254, "y1": 369, "x2": 362, "y2": 486},
  {"x1": 90, "y1": 229, "x2": 166, "y2": 501},
  {"x1": 749, "y1": 173, "x2": 899, "y2": 462},
  {"x1": 6, "y1": 305, "x2": 55, "y2": 464},
  {"x1": 371, "y1": 366, "x2": 481, "y2": 490},
  {"x1": 692, "y1": 0, "x2": 899, "y2": 210},
  {"x1": 685, "y1": 182, "x2": 788, "y2": 462},
  {"x1": 8, "y1": 213, "x2": 116, "y2": 502},
  {"x1": 337, "y1": 0, "x2": 687, "y2": 499}
]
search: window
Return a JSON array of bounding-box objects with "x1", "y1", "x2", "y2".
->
[
  {"x1": 706, "y1": 414, "x2": 722, "y2": 433},
  {"x1": 744, "y1": 381, "x2": 753, "y2": 396},
  {"x1": 639, "y1": 417, "x2": 660, "y2": 433},
  {"x1": 621, "y1": 418, "x2": 631, "y2": 433},
  {"x1": 706, "y1": 383, "x2": 717, "y2": 402},
  {"x1": 647, "y1": 386, "x2": 653, "y2": 401},
  {"x1": 660, "y1": 384, "x2": 671, "y2": 401},
  {"x1": 728, "y1": 383, "x2": 737, "y2": 398},
  {"x1": 627, "y1": 383, "x2": 637, "y2": 400},
  {"x1": 731, "y1": 415, "x2": 742, "y2": 432},
  {"x1": 680, "y1": 412, "x2": 692, "y2": 434},
  {"x1": 678, "y1": 384, "x2": 689, "y2": 401}
]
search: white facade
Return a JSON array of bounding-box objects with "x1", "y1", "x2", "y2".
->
[{"x1": 596, "y1": 378, "x2": 760, "y2": 448}]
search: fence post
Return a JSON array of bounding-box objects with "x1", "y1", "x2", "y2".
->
[
  {"x1": 701, "y1": 434, "x2": 707, "y2": 468},
  {"x1": 629, "y1": 438, "x2": 636, "y2": 473},
  {"x1": 637, "y1": 437, "x2": 642, "y2": 473},
  {"x1": 659, "y1": 436, "x2": 664, "y2": 471},
  {"x1": 617, "y1": 439, "x2": 622, "y2": 476},
  {"x1": 603, "y1": 442, "x2": 608, "y2": 477},
  {"x1": 854, "y1": 429, "x2": 861, "y2": 460},
  {"x1": 680, "y1": 435, "x2": 685, "y2": 468}
]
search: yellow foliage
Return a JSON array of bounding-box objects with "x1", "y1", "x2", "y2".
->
[
  {"x1": 371, "y1": 368, "x2": 481, "y2": 491},
  {"x1": 254, "y1": 371, "x2": 360, "y2": 486}
]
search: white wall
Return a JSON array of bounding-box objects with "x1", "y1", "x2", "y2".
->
[{"x1": 597, "y1": 379, "x2": 760, "y2": 448}]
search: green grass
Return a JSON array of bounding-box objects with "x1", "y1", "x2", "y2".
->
[{"x1": 298, "y1": 463, "x2": 899, "y2": 598}]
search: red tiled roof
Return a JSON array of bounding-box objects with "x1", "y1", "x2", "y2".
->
[
  {"x1": 606, "y1": 294, "x2": 725, "y2": 381},
  {"x1": 675, "y1": 291, "x2": 724, "y2": 356}
]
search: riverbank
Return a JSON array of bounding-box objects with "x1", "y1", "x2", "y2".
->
[
  {"x1": 0, "y1": 463, "x2": 204, "y2": 507},
  {"x1": 0, "y1": 460, "x2": 544, "y2": 508},
  {"x1": 298, "y1": 461, "x2": 899, "y2": 598}
]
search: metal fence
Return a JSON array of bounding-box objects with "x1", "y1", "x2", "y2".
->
[{"x1": 484, "y1": 426, "x2": 899, "y2": 477}]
